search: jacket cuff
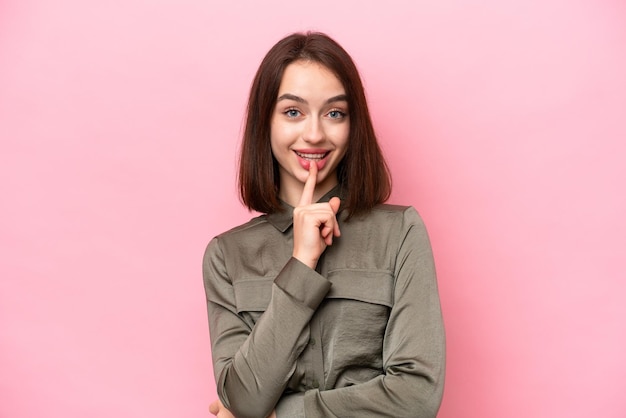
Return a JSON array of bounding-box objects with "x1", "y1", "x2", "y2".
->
[{"x1": 274, "y1": 257, "x2": 331, "y2": 310}]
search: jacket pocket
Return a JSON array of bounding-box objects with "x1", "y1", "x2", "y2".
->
[
  {"x1": 232, "y1": 277, "x2": 274, "y2": 313},
  {"x1": 326, "y1": 269, "x2": 394, "y2": 307}
]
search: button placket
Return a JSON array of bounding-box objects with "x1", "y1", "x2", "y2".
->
[{"x1": 308, "y1": 314, "x2": 324, "y2": 390}]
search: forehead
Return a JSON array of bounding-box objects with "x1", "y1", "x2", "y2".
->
[{"x1": 278, "y1": 60, "x2": 345, "y2": 96}]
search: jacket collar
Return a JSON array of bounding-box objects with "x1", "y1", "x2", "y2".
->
[{"x1": 266, "y1": 184, "x2": 345, "y2": 233}]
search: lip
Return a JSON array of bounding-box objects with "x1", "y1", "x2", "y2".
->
[{"x1": 293, "y1": 149, "x2": 331, "y2": 170}]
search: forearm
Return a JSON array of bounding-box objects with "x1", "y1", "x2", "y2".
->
[
  {"x1": 274, "y1": 393, "x2": 305, "y2": 418},
  {"x1": 303, "y1": 364, "x2": 444, "y2": 418},
  {"x1": 274, "y1": 363, "x2": 444, "y2": 418},
  {"x1": 208, "y1": 256, "x2": 331, "y2": 418},
  {"x1": 215, "y1": 286, "x2": 314, "y2": 417}
]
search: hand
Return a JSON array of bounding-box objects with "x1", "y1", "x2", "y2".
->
[
  {"x1": 209, "y1": 398, "x2": 276, "y2": 418},
  {"x1": 292, "y1": 161, "x2": 341, "y2": 269},
  {"x1": 209, "y1": 399, "x2": 235, "y2": 418}
]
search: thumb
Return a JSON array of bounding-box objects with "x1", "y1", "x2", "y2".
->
[{"x1": 329, "y1": 196, "x2": 341, "y2": 215}]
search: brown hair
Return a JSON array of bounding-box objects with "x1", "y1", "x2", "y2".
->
[{"x1": 238, "y1": 32, "x2": 391, "y2": 218}]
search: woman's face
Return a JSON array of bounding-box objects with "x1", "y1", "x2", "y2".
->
[{"x1": 270, "y1": 60, "x2": 350, "y2": 205}]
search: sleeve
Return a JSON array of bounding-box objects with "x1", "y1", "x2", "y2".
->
[
  {"x1": 275, "y1": 392, "x2": 305, "y2": 418},
  {"x1": 302, "y1": 207, "x2": 446, "y2": 418},
  {"x1": 202, "y1": 237, "x2": 331, "y2": 418}
]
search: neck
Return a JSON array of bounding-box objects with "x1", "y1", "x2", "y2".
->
[{"x1": 279, "y1": 175, "x2": 338, "y2": 207}]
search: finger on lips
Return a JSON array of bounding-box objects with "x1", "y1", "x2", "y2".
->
[
  {"x1": 298, "y1": 160, "x2": 318, "y2": 207},
  {"x1": 296, "y1": 160, "x2": 341, "y2": 244}
]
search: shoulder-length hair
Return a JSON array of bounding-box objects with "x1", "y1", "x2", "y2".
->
[{"x1": 238, "y1": 31, "x2": 391, "y2": 218}]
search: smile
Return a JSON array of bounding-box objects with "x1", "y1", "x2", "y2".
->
[
  {"x1": 295, "y1": 151, "x2": 329, "y2": 161},
  {"x1": 294, "y1": 150, "x2": 331, "y2": 170}
]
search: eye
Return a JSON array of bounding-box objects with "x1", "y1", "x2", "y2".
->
[
  {"x1": 284, "y1": 108, "x2": 302, "y2": 118},
  {"x1": 327, "y1": 109, "x2": 346, "y2": 119}
]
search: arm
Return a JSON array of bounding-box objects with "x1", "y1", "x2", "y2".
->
[
  {"x1": 302, "y1": 208, "x2": 446, "y2": 417},
  {"x1": 203, "y1": 238, "x2": 331, "y2": 418},
  {"x1": 204, "y1": 163, "x2": 342, "y2": 418}
]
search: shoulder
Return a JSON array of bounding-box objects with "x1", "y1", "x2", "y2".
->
[
  {"x1": 205, "y1": 214, "x2": 272, "y2": 254},
  {"x1": 371, "y1": 203, "x2": 412, "y2": 214},
  {"x1": 215, "y1": 214, "x2": 269, "y2": 239},
  {"x1": 365, "y1": 204, "x2": 425, "y2": 226},
  {"x1": 363, "y1": 204, "x2": 430, "y2": 242},
  {"x1": 342, "y1": 204, "x2": 427, "y2": 241}
]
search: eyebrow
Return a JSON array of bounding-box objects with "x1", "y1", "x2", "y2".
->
[{"x1": 276, "y1": 93, "x2": 348, "y2": 105}]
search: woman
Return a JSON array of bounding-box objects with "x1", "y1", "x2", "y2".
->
[{"x1": 203, "y1": 32, "x2": 445, "y2": 418}]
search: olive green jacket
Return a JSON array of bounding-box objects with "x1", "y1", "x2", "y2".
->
[{"x1": 203, "y1": 188, "x2": 445, "y2": 418}]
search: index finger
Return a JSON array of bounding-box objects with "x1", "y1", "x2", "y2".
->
[{"x1": 298, "y1": 161, "x2": 318, "y2": 206}]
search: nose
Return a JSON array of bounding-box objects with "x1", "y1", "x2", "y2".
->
[{"x1": 302, "y1": 117, "x2": 325, "y2": 144}]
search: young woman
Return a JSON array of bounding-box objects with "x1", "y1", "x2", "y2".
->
[{"x1": 203, "y1": 32, "x2": 445, "y2": 418}]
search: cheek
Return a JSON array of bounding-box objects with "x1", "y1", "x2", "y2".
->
[
  {"x1": 334, "y1": 123, "x2": 350, "y2": 150},
  {"x1": 269, "y1": 122, "x2": 285, "y2": 153},
  {"x1": 270, "y1": 120, "x2": 299, "y2": 147}
]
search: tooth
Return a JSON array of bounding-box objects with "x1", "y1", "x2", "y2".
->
[{"x1": 297, "y1": 151, "x2": 326, "y2": 159}]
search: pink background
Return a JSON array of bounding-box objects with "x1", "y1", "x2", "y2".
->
[{"x1": 1, "y1": 0, "x2": 625, "y2": 417}]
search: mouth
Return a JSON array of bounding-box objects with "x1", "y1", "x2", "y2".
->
[
  {"x1": 294, "y1": 150, "x2": 329, "y2": 161},
  {"x1": 294, "y1": 150, "x2": 331, "y2": 170}
]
